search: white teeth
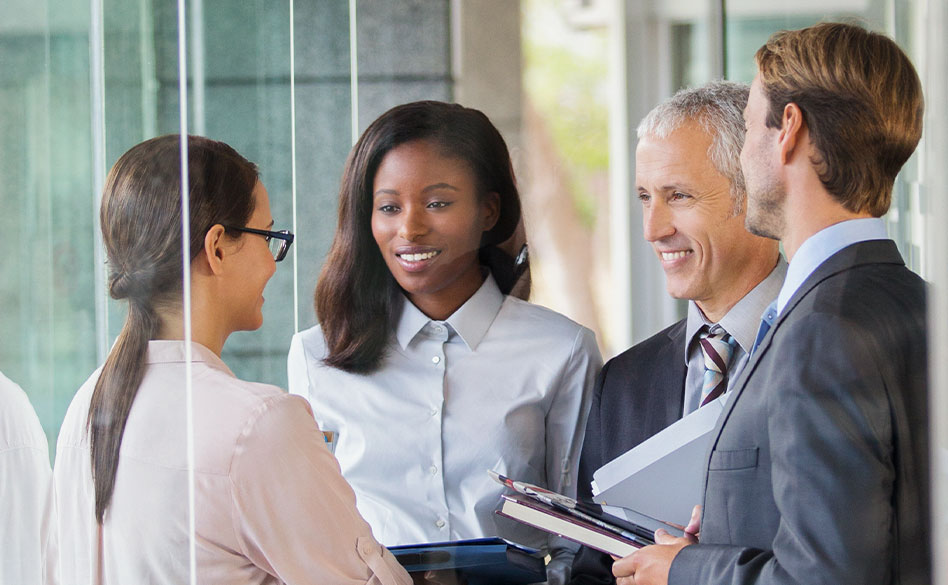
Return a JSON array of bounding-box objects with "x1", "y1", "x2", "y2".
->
[
  {"x1": 399, "y1": 251, "x2": 439, "y2": 262},
  {"x1": 661, "y1": 251, "x2": 692, "y2": 261}
]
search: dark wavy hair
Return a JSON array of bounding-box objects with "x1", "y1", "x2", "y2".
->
[
  {"x1": 88, "y1": 134, "x2": 258, "y2": 523},
  {"x1": 316, "y1": 101, "x2": 522, "y2": 373}
]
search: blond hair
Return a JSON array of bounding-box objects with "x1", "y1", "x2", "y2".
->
[{"x1": 756, "y1": 22, "x2": 923, "y2": 216}]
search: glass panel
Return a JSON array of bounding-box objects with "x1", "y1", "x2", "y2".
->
[
  {"x1": 887, "y1": 0, "x2": 925, "y2": 275},
  {"x1": 289, "y1": 0, "x2": 454, "y2": 337},
  {"x1": 2, "y1": 0, "x2": 941, "y2": 579},
  {"x1": 521, "y1": 0, "x2": 614, "y2": 350},
  {"x1": 723, "y1": 0, "x2": 923, "y2": 272},
  {"x1": 724, "y1": 0, "x2": 940, "y2": 576},
  {"x1": 0, "y1": 0, "x2": 96, "y2": 462},
  {"x1": 286, "y1": 0, "x2": 355, "y2": 352},
  {"x1": 182, "y1": 0, "x2": 296, "y2": 385},
  {"x1": 1, "y1": 0, "x2": 99, "y2": 582},
  {"x1": 616, "y1": 0, "x2": 723, "y2": 343},
  {"x1": 288, "y1": 0, "x2": 454, "y2": 352},
  {"x1": 926, "y1": 0, "x2": 948, "y2": 577}
]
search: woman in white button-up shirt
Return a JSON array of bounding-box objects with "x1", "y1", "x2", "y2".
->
[
  {"x1": 288, "y1": 102, "x2": 602, "y2": 584},
  {"x1": 54, "y1": 135, "x2": 410, "y2": 585}
]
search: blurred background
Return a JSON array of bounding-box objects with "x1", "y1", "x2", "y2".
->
[{"x1": 1, "y1": 0, "x2": 945, "y2": 578}]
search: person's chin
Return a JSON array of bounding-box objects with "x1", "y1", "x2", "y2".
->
[
  {"x1": 664, "y1": 278, "x2": 697, "y2": 301},
  {"x1": 244, "y1": 312, "x2": 265, "y2": 332},
  {"x1": 396, "y1": 280, "x2": 434, "y2": 300}
]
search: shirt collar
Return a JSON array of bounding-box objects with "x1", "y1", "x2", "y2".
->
[
  {"x1": 394, "y1": 273, "x2": 504, "y2": 352},
  {"x1": 145, "y1": 339, "x2": 236, "y2": 377},
  {"x1": 685, "y1": 256, "x2": 788, "y2": 360},
  {"x1": 777, "y1": 217, "x2": 887, "y2": 315}
]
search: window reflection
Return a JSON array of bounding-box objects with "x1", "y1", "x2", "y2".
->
[{"x1": 0, "y1": 0, "x2": 944, "y2": 582}]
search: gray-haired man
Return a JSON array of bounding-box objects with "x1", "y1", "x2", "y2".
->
[{"x1": 569, "y1": 81, "x2": 785, "y2": 585}]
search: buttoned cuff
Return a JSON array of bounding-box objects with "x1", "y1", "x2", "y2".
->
[{"x1": 357, "y1": 536, "x2": 411, "y2": 585}]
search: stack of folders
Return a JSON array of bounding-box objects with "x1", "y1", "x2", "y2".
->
[
  {"x1": 389, "y1": 538, "x2": 546, "y2": 585},
  {"x1": 490, "y1": 471, "x2": 682, "y2": 558}
]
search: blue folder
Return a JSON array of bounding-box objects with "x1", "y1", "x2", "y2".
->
[{"x1": 389, "y1": 537, "x2": 546, "y2": 585}]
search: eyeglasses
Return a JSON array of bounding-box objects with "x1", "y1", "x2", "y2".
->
[{"x1": 224, "y1": 226, "x2": 295, "y2": 262}]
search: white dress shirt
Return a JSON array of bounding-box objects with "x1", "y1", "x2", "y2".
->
[
  {"x1": 0, "y1": 371, "x2": 58, "y2": 585},
  {"x1": 54, "y1": 340, "x2": 410, "y2": 585},
  {"x1": 288, "y1": 275, "x2": 602, "y2": 556}
]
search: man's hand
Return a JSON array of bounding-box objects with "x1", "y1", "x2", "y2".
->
[
  {"x1": 682, "y1": 503, "x2": 700, "y2": 539},
  {"x1": 611, "y1": 505, "x2": 701, "y2": 585}
]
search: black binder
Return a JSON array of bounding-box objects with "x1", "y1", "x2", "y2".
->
[{"x1": 389, "y1": 537, "x2": 546, "y2": 585}]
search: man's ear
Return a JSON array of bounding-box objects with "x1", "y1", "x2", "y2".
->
[
  {"x1": 777, "y1": 102, "x2": 805, "y2": 165},
  {"x1": 202, "y1": 224, "x2": 227, "y2": 276}
]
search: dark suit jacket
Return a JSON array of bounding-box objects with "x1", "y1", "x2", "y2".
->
[
  {"x1": 670, "y1": 240, "x2": 930, "y2": 585},
  {"x1": 569, "y1": 320, "x2": 687, "y2": 585}
]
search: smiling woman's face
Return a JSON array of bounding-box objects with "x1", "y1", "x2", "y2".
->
[{"x1": 370, "y1": 139, "x2": 499, "y2": 320}]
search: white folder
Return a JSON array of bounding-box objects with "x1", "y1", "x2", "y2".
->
[{"x1": 591, "y1": 392, "x2": 729, "y2": 527}]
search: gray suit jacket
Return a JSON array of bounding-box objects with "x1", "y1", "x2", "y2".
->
[
  {"x1": 569, "y1": 320, "x2": 687, "y2": 585},
  {"x1": 670, "y1": 240, "x2": 930, "y2": 585}
]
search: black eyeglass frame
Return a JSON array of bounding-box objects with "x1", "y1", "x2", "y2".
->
[{"x1": 223, "y1": 225, "x2": 295, "y2": 262}]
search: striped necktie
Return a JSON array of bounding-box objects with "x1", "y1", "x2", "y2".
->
[{"x1": 699, "y1": 328, "x2": 738, "y2": 406}]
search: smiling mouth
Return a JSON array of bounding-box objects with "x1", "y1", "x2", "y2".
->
[
  {"x1": 660, "y1": 250, "x2": 693, "y2": 261},
  {"x1": 397, "y1": 250, "x2": 441, "y2": 262}
]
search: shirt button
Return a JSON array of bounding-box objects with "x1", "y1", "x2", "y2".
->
[
  {"x1": 429, "y1": 465, "x2": 438, "y2": 475},
  {"x1": 434, "y1": 324, "x2": 445, "y2": 333},
  {"x1": 436, "y1": 519, "x2": 446, "y2": 528},
  {"x1": 432, "y1": 356, "x2": 441, "y2": 364},
  {"x1": 429, "y1": 408, "x2": 439, "y2": 417}
]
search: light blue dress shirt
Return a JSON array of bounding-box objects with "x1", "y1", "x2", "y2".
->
[{"x1": 776, "y1": 218, "x2": 889, "y2": 315}]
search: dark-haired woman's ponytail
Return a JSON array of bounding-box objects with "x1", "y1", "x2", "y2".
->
[
  {"x1": 479, "y1": 243, "x2": 529, "y2": 297},
  {"x1": 87, "y1": 300, "x2": 159, "y2": 523}
]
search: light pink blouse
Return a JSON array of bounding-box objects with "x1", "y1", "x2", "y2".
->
[{"x1": 55, "y1": 340, "x2": 410, "y2": 585}]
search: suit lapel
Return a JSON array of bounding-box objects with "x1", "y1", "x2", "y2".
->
[
  {"x1": 663, "y1": 319, "x2": 688, "y2": 422},
  {"x1": 769, "y1": 239, "x2": 904, "y2": 343},
  {"x1": 703, "y1": 240, "x2": 905, "y2": 469},
  {"x1": 608, "y1": 319, "x2": 687, "y2": 454},
  {"x1": 631, "y1": 319, "x2": 688, "y2": 444}
]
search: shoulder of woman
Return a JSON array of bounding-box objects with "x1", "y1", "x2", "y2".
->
[
  {"x1": 498, "y1": 295, "x2": 592, "y2": 337},
  {"x1": 0, "y1": 372, "x2": 49, "y2": 453},
  {"x1": 290, "y1": 323, "x2": 330, "y2": 358},
  {"x1": 230, "y1": 392, "x2": 323, "y2": 459},
  {"x1": 56, "y1": 367, "x2": 104, "y2": 449}
]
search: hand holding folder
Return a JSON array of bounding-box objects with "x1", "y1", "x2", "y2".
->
[{"x1": 610, "y1": 506, "x2": 701, "y2": 585}]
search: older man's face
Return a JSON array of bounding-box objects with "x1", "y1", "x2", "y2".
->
[{"x1": 636, "y1": 121, "x2": 768, "y2": 317}]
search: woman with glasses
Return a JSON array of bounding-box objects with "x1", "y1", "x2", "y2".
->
[
  {"x1": 288, "y1": 101, "x2": 602, "y2": 584},
  {"x1": 54, "y1": 135, "x2": 411, "y2": 585}
]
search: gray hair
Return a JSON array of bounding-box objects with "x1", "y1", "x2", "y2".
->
[{"x1": 636, "y1": 80, "x2": 750, "y2": 214}]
